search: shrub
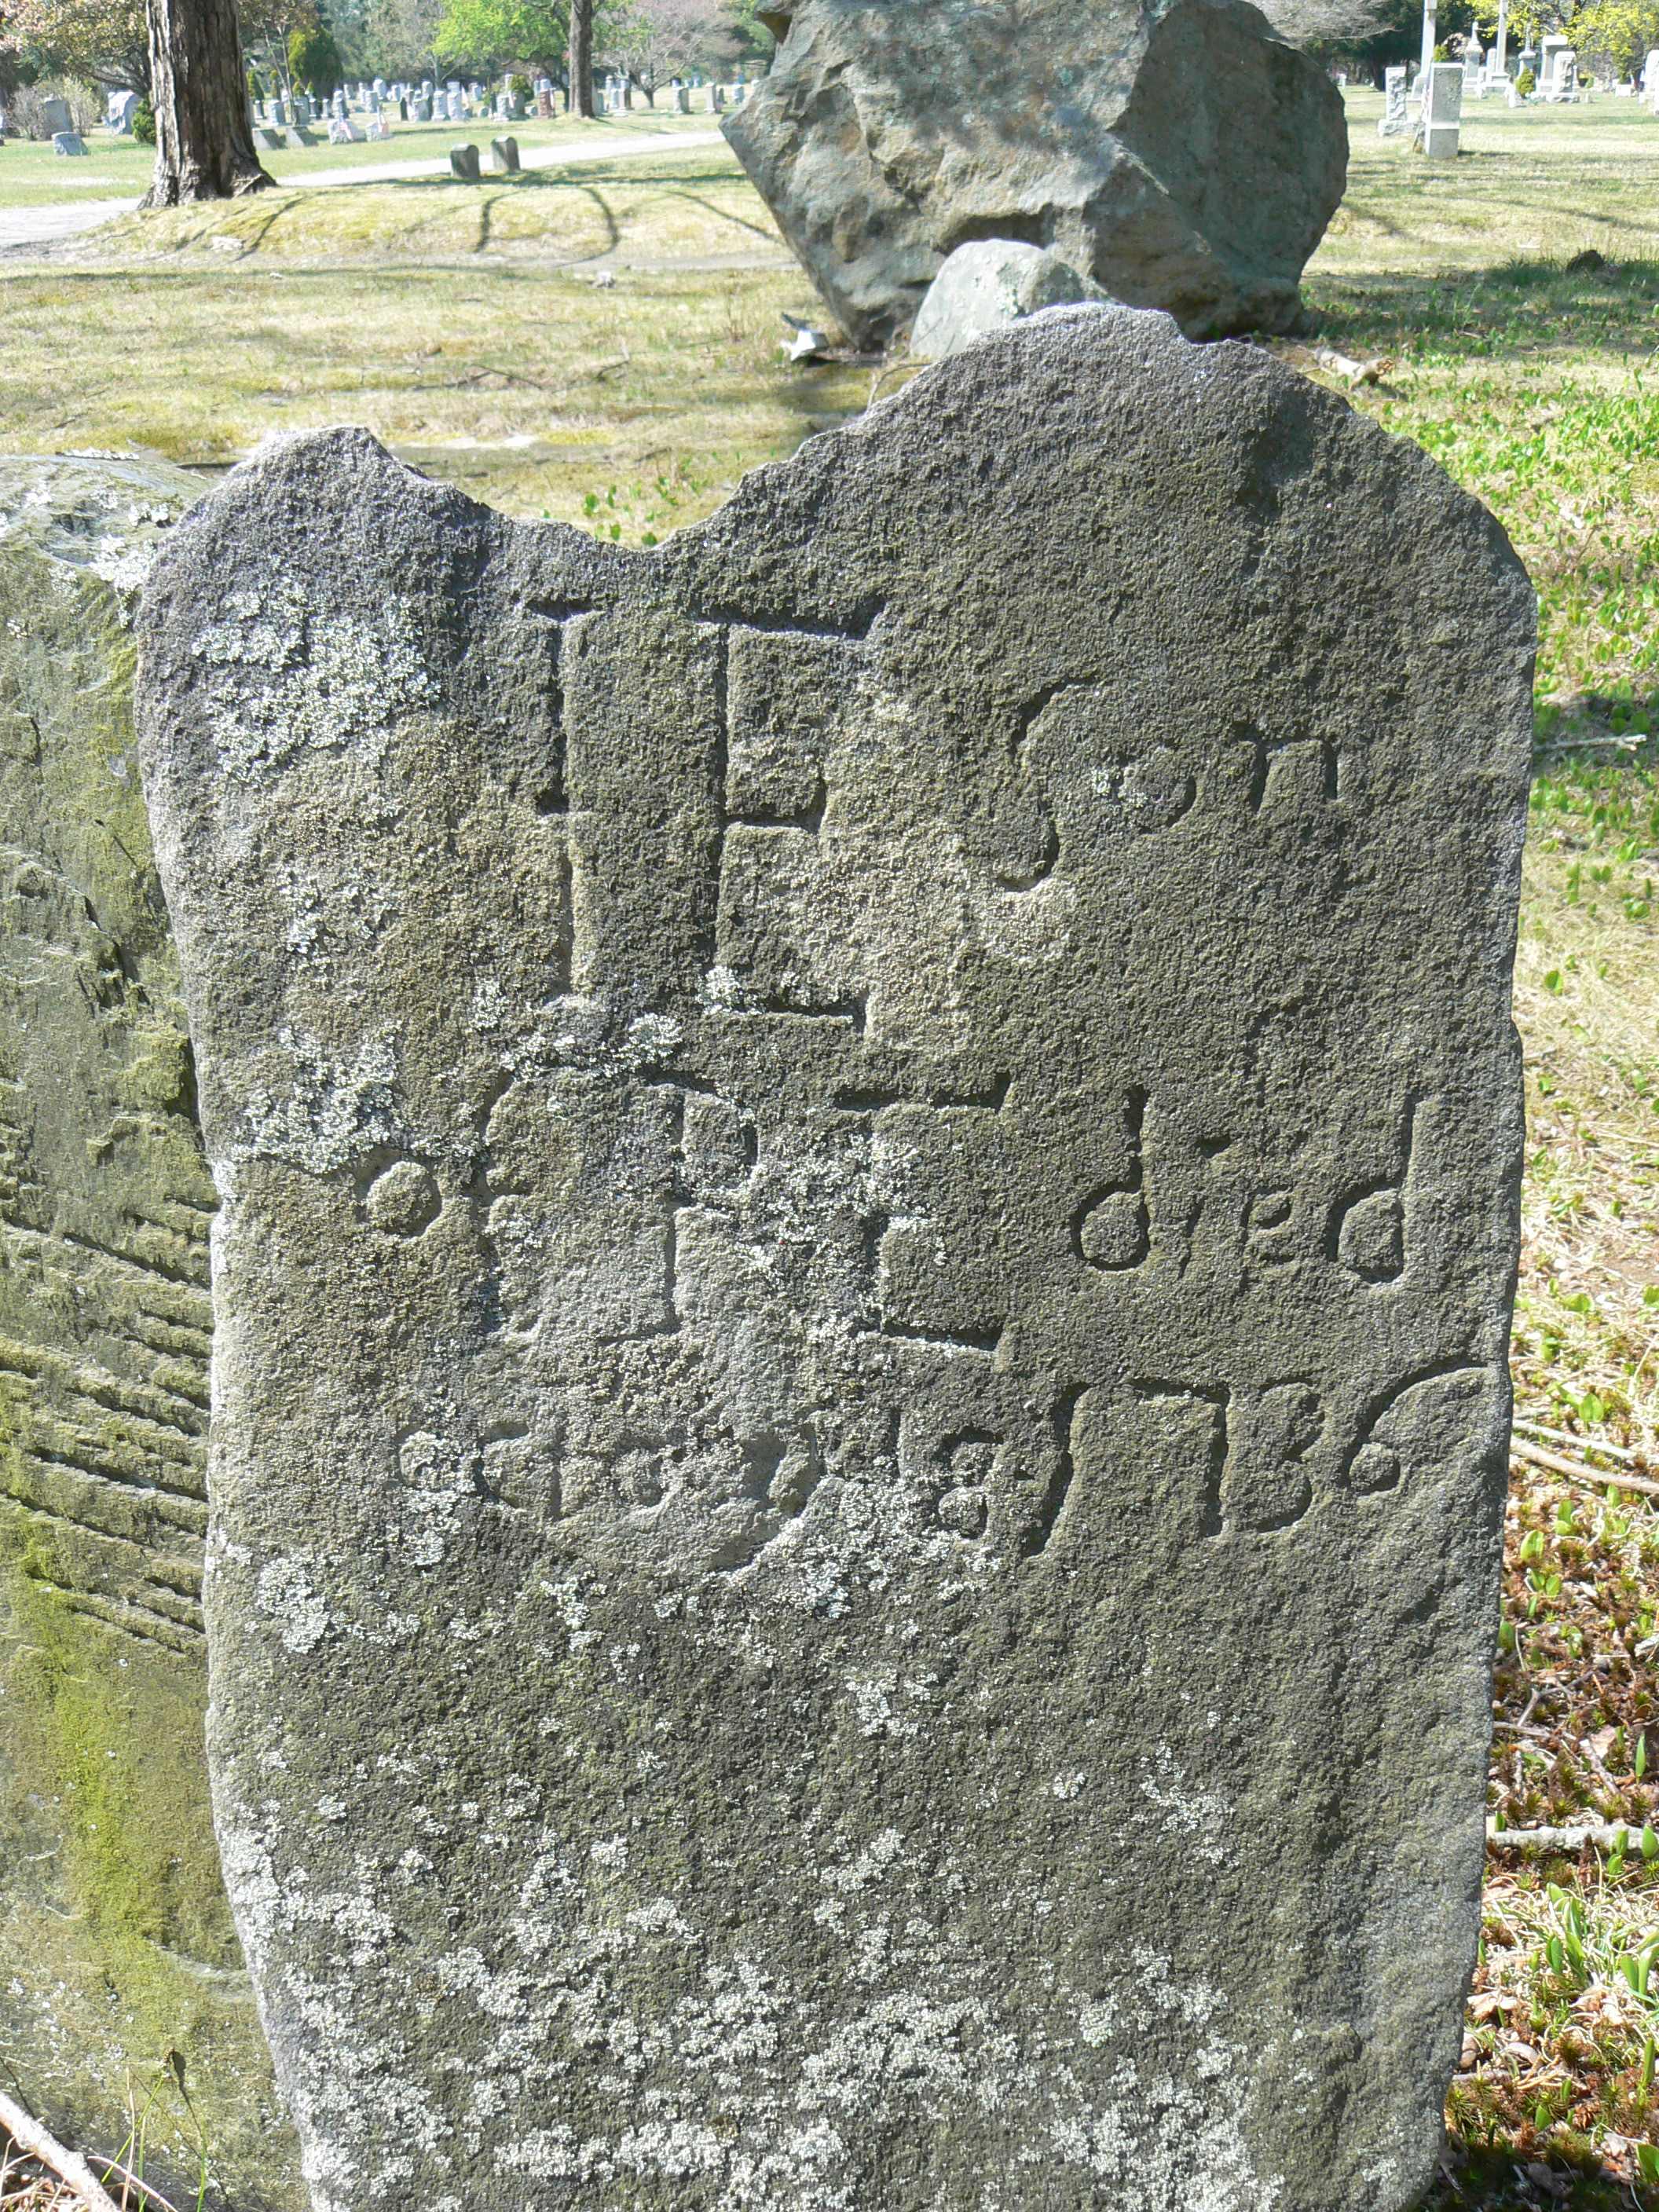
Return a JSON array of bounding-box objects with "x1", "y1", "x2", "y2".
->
[
  {"x1": 132, "y1": 96, "x2": 154, "y2": 142},
  {"x1": 1516, "y1": 64, "x2": 1535, "y2": 93}
]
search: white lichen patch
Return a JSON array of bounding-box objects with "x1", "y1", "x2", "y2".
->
[
  {"x1": 237, "y1": 1027, "x2": 404, "y2": 1175},
  {"x1": 189, "y1": 580, "x2": 438, "y2": 786}
]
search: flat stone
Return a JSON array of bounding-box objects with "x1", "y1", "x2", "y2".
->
[
  {"x1": 910, "y1": 240, "x2": 1104, "y2": 360},
  {"x1": 0, "y1": 457, "x2": 303, "y2": 2212},
  {"x1": 723, "y1": 0, "x2": 1348, "y2": 347},
  {"x1": 137, "y1": 308, "x2": 1533, "y2": 2212}
]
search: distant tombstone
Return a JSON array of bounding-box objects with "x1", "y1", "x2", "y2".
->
[
  {"x1": 283, "y1": 124, "x2": 316, "y2": 148},
  {"x1": 446, "y1": 87, "x2": 463, "y2": 119},
  {"x1": 489, "y1": 134, "x2": 520, "y2": 173},
  {"x1": 332, "y1": 87, "x2": 347, "y2": 116},
  {"x1": 367, "y1": 114, "x2": 390, "y2": 138},
  {"x1": 51, "y1": 130, "x2": 89, "y2": 156},
  {"x1": 449, "y1": 140, "x2": 480, "y2": 178},
  {"x1": 137, "y1": 308, "x2": 1533, "y2": 2212},
  {"x1": 537, "y1": 82, "x2": 555, "y2": 117},
  {"x1": 252, "y1": 124, "x2": 283, "y2": 151},
  {"x1": 1646, "y1": 47, "x2": 1659, "y2": 108},
  {"x1": 108, "y1": 88, "x2": 140, "y2": 132},
  {"x1": 327, "y1": 116, "x2": 361, "y2": 143},
  {"x1": 40, "y1": 92, "x2": 73, "y2": 134},
  {"x1": 1423, "y1": 61, "x2": 1463, "y2": 155},
  {"x1": 1378, "y1": 63, "x2": 1408, "y2": 134},
  {"x1": 1540, "y1": 35, "x2": 1574, "y2": 96},
  {"x1": 412, "y1": 97, "x2": 429, "y2": 120},
  {"x1": 709, "y1": 80, "x2": 726, "y2": 109},
  {"x1": 676, "y1": 79, "x2": 692, "y2": 111}
]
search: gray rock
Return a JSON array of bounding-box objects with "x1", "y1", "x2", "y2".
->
[
  {"x1": 450, "y1": 141, "x2": 481, "y2": 180},
  {"x1": 51, "y1": 130, "x2": 89, "y2": 156},
  {"x1": 136, "y1": 308, "x2": 1532, "y2": 2212},
  {"x1": 0, "y1": 457, "x2": 303, "y2": 2212},
  {"x1": 723, "y1": 0, "x2": 1348, "y2": 348},
  {"x1": 910, "y1": 239, "x2": 1104, "y2": 361}
]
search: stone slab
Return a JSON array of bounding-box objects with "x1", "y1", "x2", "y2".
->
[
  {"x1": 137, "y1": 308, "x2": 1533, "y2": 2212},
  {"x1": 0, "y1": 457, "x2": 303, "y2": 2212}
]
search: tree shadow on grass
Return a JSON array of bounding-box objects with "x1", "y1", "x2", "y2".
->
[{"x1": 1305, "y1": 255, "x2": 1659, "y2": 364}]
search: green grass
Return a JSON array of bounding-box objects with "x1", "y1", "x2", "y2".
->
[
  {"x1": 0, "y1": 105, "x2": 712, "y2": 208},
  {"x1": 4, "y1": 82, "x2": 1659, "y2": 2209}
]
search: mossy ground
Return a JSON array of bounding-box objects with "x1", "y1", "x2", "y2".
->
[{"x1": 3, "y1": 83, "x2": 1659, "y2": 2210}]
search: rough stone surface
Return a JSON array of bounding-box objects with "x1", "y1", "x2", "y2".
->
[
  {"x1": 723, "y1": 0, "x2": 1349, "y2": 349},
  {"x1": 137, "y1": 309, "x2": 1533, "y2": 2212},
  {"x1": 910, "y1": 243, "x2": 1104, "y2": 362},
  {"x1": 0, "y1": 460, "x2": 303, "y2": 2210}
]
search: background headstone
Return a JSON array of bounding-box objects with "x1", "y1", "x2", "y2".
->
[
  {"x1": 723, "y1": 0, "x2": 1346, "y2": 346},
  {"x1": 489, "y1": 134, "x2": 520, "y2": 174},
  {"x1": 1379, "y1": 63, "x2": 1409, "y2": 134},
  {"x1": 449, "y1": 141, "x2": 481, "y2": 179},
  {"x1": 137, "y1": 309, "x2": 1533, "y2": 2212},
  {"x1": 0, "y1": 456, "x2": 302, "y2": 2212},
  {"x1": 1424, "y1": 60, "x2": 1464, "y2": 154}
]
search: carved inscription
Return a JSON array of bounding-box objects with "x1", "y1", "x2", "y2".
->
[{"x1": 466, "y1": 613, "x2": 1485, "y2": 1571}]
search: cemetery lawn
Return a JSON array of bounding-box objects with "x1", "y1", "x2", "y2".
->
[
  {"x1": 0, "y1": 108, "x2": 710, "y2": 209},
  {"x1": 3, "y1": 86, "x2": 1659, "y2": 2210}
]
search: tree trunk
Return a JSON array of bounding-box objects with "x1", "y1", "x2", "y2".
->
[
  {"x1": 141, "y1": 0, "x2": 273, "y2": 207},
  {"x1": 569, "y1": 0, "x2": 593, "y2": 116}
]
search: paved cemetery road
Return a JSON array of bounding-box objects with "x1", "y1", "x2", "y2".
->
[
  {"x1": 0, "y1": 196, "x2": 135, "y2": 251},
  {"x1": 0, "y1": 125, "x2": 727, "y2": 255},
  {"x1": 303, "y1": 123, "x2": 725, "y2": 189}
]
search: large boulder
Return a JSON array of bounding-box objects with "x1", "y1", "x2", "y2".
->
[
  {"x1": 0, "y1": 457, "x2": 304, "y2": 2212},
  {"x1": 725, "y1": 0, "x2": 1349, "y2": 347}
]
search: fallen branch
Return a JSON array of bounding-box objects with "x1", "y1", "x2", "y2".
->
[
  {"x1": 1511, "y1": 1435, "x2": 1659, "y2": 1498},
  {"x1": 0, "y1": 2089, "x2": 124, "y2": 2212},
  {"x1": 1512, "y1": 1417, "x2": 1643, "y2": 1464},
  {"x1": 1487, "y1": 1819, "x2": 1648, "y2": 1855}
]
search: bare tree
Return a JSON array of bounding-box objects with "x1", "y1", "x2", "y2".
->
[
  {"x1": 1254, "y1": 0, "x2": 1393, "y2": 44},
  {"x1": 140, "y1": 0, "x2": 273, "y2": 204},
  {"x1": 608, "y1": 0, "x2": 734, "y2": 100}
]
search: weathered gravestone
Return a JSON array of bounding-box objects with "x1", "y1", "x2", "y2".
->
[
  {"x1": 137, "y1": 307, "x2": 1533, "y2": 2212},
  {"x1": 1423, "y1": 62, "x2": 1465, "y2": 157},
  {"x1": 449, "y1": 141, "x2": 481, "y2": 180},
  {"x1": 0, "y1": 457, "x2": 303, "y2": 2212},
  {"x1": 723, "y1": 0, "x2": 1348, "y2": 348},
  {"x1": 1379, "y1": 64, "x2": 1409, "y2": 134}
]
